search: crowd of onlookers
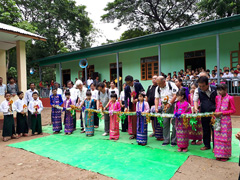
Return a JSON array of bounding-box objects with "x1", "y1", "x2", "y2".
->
[{"x1": 159, "y1": 65, "x2": 240, "y2": 94}]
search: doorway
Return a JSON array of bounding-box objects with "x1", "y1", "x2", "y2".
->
[
  {"x1": 184, "y1": 50, "x2": 206, "y2": 71},
  {"x1": 110, "y1": 63, "x2": 122, "y2": 90},
  {"x1": 62, "y1": 69, "x2": 71, "y2": 87},
  {"x1": 81, "y1": 65, "x2": 95, "y2": 82}
]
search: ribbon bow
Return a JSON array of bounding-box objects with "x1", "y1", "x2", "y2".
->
[
  {"x1": 174, "y1": 112, "x2": 181, "y2": 119},
  {"x1": 136, "y1": 111, "x2": 141, "y2": 117},
  {"x1": 157, "y1": 117, "x2": 164, "y2": 127},
  {"x1": 189, "y1": 118, "x2": 197, "y2": 131},
  {"x1": 97, "y1": 113, "x2": 103, "y2": 121},
  {"x1": 119, "y1": 114, "x2": 127, "y2": 123},
  {"x1": 82, "y1": 106, "x2": 86, "y2": 112}
]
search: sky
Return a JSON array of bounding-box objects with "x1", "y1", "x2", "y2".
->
[{"x1": 76, "y1": 0, "x2": 128, "y2": 47}]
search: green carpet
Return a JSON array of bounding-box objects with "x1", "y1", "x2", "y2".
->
[{"x1": 8, "y1": 120, "x2": 240, "y2": 180}]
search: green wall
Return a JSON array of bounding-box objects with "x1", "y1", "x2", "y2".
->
[{"x1": 57, "y1": 31, "x2": 240, "y2": 89}]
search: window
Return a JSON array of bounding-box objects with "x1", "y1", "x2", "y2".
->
[
  {"x1": 230, "y1": 43, "x2": 240, "y2": 69},
  {"x1": 141, "y1": 56, "x2": 158, "y2": 80},
  {"x1": 184, "y1": 50, "x2": 206, "y2": 71}
]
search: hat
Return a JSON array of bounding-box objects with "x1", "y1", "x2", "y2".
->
[{"x1": 234, "y1": 70, "x2": 239, "y2": 74}]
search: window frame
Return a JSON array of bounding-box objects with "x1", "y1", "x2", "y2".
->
[{"x1": 140, "y1": 56, "x2": 158, "y2": 80}]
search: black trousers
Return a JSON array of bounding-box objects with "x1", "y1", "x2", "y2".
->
[
  {"x1": 201, "y1": 117, "x2": 214, "y2": 148},
  {"x1": 27, "y1": 110, "x2": 32, "y2": 129},
  {"x1": 121, "y1": 104, "x2": 128, "y2": 132},
  {"x1": 94, "y1": 112, "x2": 99, "y2": 126},
  {"x1": 80, "y1": 112, "x2": 83, "y2": 128}
]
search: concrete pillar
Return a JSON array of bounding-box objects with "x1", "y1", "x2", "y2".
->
[
  {"x1": 16, "y1": 40, "x2": 27, "y2": 93},
  {"x1": 0, "y1": 49, "x2": 7, "y2": 84}
]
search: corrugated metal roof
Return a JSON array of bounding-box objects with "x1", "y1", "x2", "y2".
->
[
  {"x1": 36, "y1": 14, "x2": 240, "y2": 66},
  {"x1": 0, "y1": 22, "x2": 46, "y2": 40}
]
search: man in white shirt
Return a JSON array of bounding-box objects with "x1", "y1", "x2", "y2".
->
[
  {"x1": 154, "y1": 76, "x2": 178, "y2": 146},
  {"x1": 75, "y1": 80, "x2": 87, "y2": 133},
  {"x1": 0, "y1": 77, "x2": 6, "y2": 96},
  {"x1": 49, "y1": 82, "x2": 62, "y2": 96},
  {"x1": 62, "y1": 80, "x2": 78, "y2": 101},
  {"x1": 86, "y1": 77, "x2": 93, "y2": 88},
  {"x1": 25, "y1": 83, "x2": 39, "y2": 128},
  {"x1": 97, "y1": 82, "x2": 111, "y2": 136}
]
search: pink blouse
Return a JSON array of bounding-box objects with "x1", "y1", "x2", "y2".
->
[
  {"x1": 174, "y1": 101, "x2": 192, "y2": 114},
  {"x1": 215, "y1": 94, "x2": 236, "y2": 115},
  {"x1": 109, "y1": 101, "x2": 121, "y2": 111},
  {"x1": 136, "y1": 101, "x2": 150, "y2": 113}
]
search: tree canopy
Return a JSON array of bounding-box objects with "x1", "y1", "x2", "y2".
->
[
  {"x1": 102, "y1": 0, "x2": 240, "y2": 34},
  {"x1": 198, "y1": 0, "x2": 240, "y2": 20},
  {"x1": 0, "y1": 0, "x2": 94, "y2": 88},
  {"x1": 101, "y1": 0, "x2": 200, "y2": 32}
]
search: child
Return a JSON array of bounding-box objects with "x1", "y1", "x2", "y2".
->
[
  {"x1": 50, "y1": 87, "x2": 63, "y2": 134},
  {"x1": 105, "y1": 93, "x2": 121, "y2": 140},
  {"x1": 136, "y1": 92, "x2": 149, "y2": 146},
  {"x1": 188, "y1": 83, "x2": 203, "y2": 145},
  {"x1": 63, "y1": 90, "x2": 74, "y2": 135},
  {"x1": 14, "y1": 91, "x2": 28, "y2": 137},
  {"x1": 81, "y1": 90, "x2": 95, "y2": 136},
  {"x1": 214, "y1": 84, "x2": 236, "y2": 162},
  {"x1": 174, "y1": 89, "x2": 191, "y2": 152},
  {"x1": 119, "y1": 83, "x2": 128, "y2": 132},
  {"x1": 28, "y1": 92, "x2": 43, "y2": 135},
  {"x1": 1, "y1": 92, "x2": 18, "y2": 142},
  {"x1": 232, "y1": 71, "x2": 239, "y2": 94}
]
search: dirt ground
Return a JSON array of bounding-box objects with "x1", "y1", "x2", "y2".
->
[{"x1": 0, "y1": 108, "x2": 239, "y2": 180}]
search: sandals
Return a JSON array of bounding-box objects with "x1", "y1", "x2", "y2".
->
[
  {"x1": 220, "y1": 158, "x2": 229, "y2": 162},
  {"x1": 191, "y1": 140, "x2": 196, "y2": 145},
  {"x1": 196, "y1": 140, "x2": 203, "y2": 145},
  {"x1": 129, "y1": 135, "x2": 136, "y2": 139},
  {"x1": 216, "y1": 158, "x2": 229, "y2": 162},
  {"x1": 149, "y1": 133, "x2": 155, "y2": 137},
  {"x1": 3, "y1": 137, "x2": 9, "y2": 142},
  {"x1": 182, "y1": 148, "x2": 188, "y2": 152},
  {"x1": 11, "y1": 135, "x2": 19, "y2": 139},
  {"x1": 178, "y1": 148, "x2": 182, "y2": 152}
]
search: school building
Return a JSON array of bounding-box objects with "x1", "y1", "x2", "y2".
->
[{"x1": 36, "y1": 15, "x2": 240, "y2": 114}]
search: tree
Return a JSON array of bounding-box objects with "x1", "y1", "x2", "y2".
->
[
  {"x1": 101, "y1": 0, "x2": 200, "y2": 32},
  {"x1": 198, "y1": 0, "x2": 240, "y2": 20},
  {"x1": 15, "y1": 0, "x2": 93, "y2": 54},
  {"x1": 0, "y1": 0, "x2": 22, "y2": 25},
  {"x1": 0, "y1": 0, "x2": 94, "y2": 89},
  {"x1": 119, "y1": 29, "x2": 151, "y2": 41}
]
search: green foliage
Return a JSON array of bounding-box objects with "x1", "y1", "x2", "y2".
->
[
  {"x1": 101, "y1": 0, "x2": 200, "y2": 32},
  {"x1": 119, "y1": 29, "x2": 151, "y2": 41},
  {"x1": 0, "y1": 0, "x2": 22, "y2": 24},
  {"x1": 198, "y1": 0, "x2": 240, "y2": 20},
  {"x1": 0, "y1": 0, "x2": 94, "y2": 89},
  {"x1": 8, "y1": 67, "x2": 17, "y2": 79}
]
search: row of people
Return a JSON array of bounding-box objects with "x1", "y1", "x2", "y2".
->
[
  {"x1": 48, "y1": 75, "x2": 236, "y2": 162},
  {"x1": 1, "y1": 91, "x2": 43, "y2": 141},
  {"x1": 1, "y1": 74, "x2": 236, "y2": 162}
]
